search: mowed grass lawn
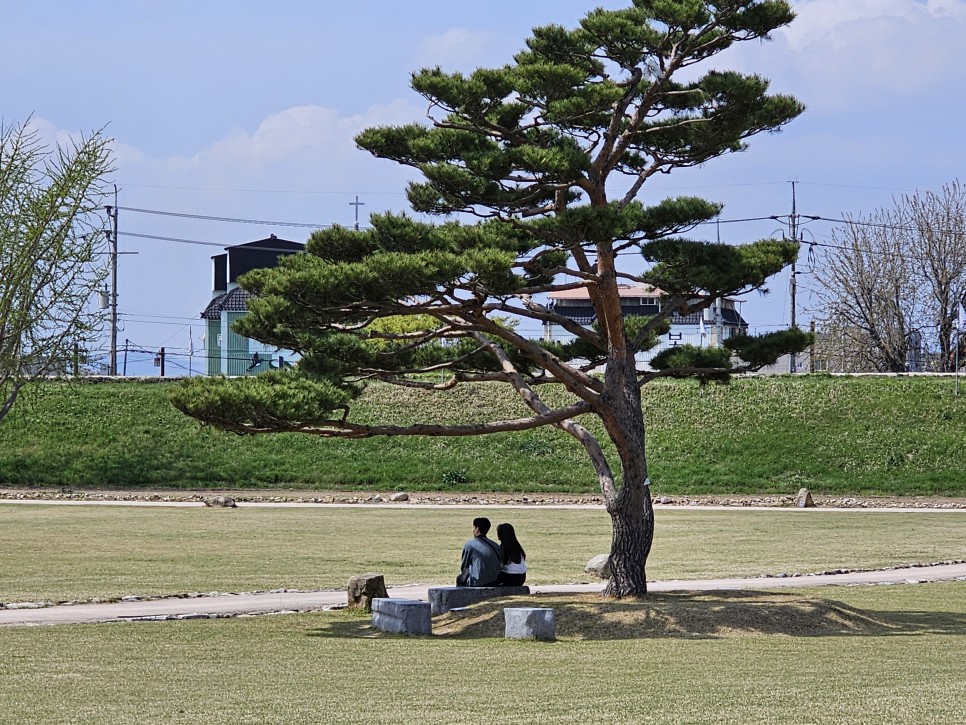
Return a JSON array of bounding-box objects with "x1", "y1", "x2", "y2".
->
[
  {"x1": 1, "y1": 584, "x2": 963, "y2": 724},
  {"x1": 1, "y1": 504, "x2": 964, "y2": 724},
  {"x1": 1, "y1": 504, "x2": 964, "y2": 603}
]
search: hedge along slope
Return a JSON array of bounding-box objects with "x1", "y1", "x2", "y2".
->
[{"x1": 0, "y1": 376, "x2": 964, "y2": 495}]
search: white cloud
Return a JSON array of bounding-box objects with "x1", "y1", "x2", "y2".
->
[
  {"x1": 784, "y1": 0, "x2": 945, "y2": 51},
  {"x1": 418, "y1": 28, "x2": 492, "y2": 70},
  {"x1": 768, "y1": 0, "x2": 966, "y2": 105},
  {"x1": 18, "y1": 115, "x2": 98, "y2": 150},
  {"x1": 16, "y1": 115, "x2": 144, "y2": 170},
  {"x1": 111, "y1": 140, "x2": 144, "y2": 166},
  {"x1": 170, "y1": 99, "x2": 423, "y2": 174}
]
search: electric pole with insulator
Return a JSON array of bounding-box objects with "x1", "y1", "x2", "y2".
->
[
  {"x1": 105, "y1": 188, "x2": 119, "y2": 376},
  {"x1": 788, "y1": 181, "x2": 799, "y2": 374}
]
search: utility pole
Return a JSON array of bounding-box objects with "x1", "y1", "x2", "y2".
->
[
  {"x1": 788, "y1": 181, "x2": 799, "y2": 374},
  {"x1": 350, "y1": 195, "x2": 365, "y2": 231},
  {"x1": 105, "y1": 187, "x2": 119, "y2": 376},
  {"x1": 956, "y1": 310, "x2": 961, "y2": 397},
  {"x1": 809, "y1": 320, "x2": 816, "y2": 373}
]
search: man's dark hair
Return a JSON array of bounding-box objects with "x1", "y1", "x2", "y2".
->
[{"x1": 473, "y1": 517, "x2": 491, "y2": 535}]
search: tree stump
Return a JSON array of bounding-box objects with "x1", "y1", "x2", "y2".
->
[{"x1": 347, "y1": 573, "x2": 388, "y2": 611}]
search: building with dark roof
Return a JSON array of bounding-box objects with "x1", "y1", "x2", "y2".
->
[
  {"x1": 201, "y1": 235, "x2": 304, "y2": 376},
  {"x1": 546, "y1": 284, "x2": 748, "y2": 370}
]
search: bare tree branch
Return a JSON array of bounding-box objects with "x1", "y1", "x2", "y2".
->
[{"x1": 0, "y1": 118, "x2": 113, "y2": 423}]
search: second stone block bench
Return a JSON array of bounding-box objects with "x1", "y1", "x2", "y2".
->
[
  {"x1": 504, "y1": 607, "x2": 556, "y2": 641},
  {"x1": 428, "y1": 586, "x2": 531, "y2": 615},
  {"x1": 371, "y1": 598, "x2": 432, "y2": 635}
]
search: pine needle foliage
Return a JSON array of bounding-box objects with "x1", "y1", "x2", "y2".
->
[{"x1": 172, "y1": 1, "x2": 811, "y2": 597}]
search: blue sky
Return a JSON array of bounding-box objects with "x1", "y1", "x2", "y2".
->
[{"x1": 4, "y1": 0, "x2": 965, "y2": 375}]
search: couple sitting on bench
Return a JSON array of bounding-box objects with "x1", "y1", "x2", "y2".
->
[{"x1": 456, "y1": 517, "x2": 527, "y2": 587}]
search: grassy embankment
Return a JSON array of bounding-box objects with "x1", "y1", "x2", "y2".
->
[{"x1": 1, "y1": 375, "x2": 964, "y2": 495}]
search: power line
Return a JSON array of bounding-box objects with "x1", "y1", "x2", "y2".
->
[
  {"x1": 120, "y1": 231, "x2": 314, "y2": 252},
  {"x1": 117, "y1": 317, "x2": 200, "y2": 328},
  {"x1": 119, "y1": 206, "x2": 334, "y2": 229},
  {"x1": 121, "y1": 201, "x2": 778, "y2": 236},
  {"x1": 807, "y1": 214, "x2": 966, "y2": 238},
  {"x1": 648, "y1": 180, "x2": 788, "y2": 190},
  {"x1": 796, "y1": 180, "x2": 923, "y2": 194},
  {"x1": 118, "y1": 310, "x2": 202, "y2": 322},
  {"x1": 121, "y1": 231, "x2": 229, "y2": 248},
  {"x1": 116, "y1": 210, "x2": 778, "y2": 254},
  {"x1": 104, "y1": 187, "x2": 965, "y2": 355},
  {"x1": 117, "y1": 179, "x2": 922, "y2": 196},
  {"x1": 120, "y1": 217, "x2": 774, "y2": 251},
  {"x1": 695, "y1": 215, "x2": 778, "y2": 226},
  {"x1": 119, "y1": 182, "x2": 405, "y2": 196}
]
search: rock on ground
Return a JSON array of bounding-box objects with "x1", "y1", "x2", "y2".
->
[{"x1": 585, "y1": 554, "x2": 611, "y2": 579}]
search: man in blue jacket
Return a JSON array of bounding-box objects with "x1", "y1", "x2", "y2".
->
[{"x1": 456, "y1": 517, "x2": 502, "y2": 587}]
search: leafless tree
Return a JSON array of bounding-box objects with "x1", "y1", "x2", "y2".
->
[
  {"x1": 811, "y1": 181, "x2": 966, "y2": 372},
  {"x1": 811, "y1": 210, "x2": 924, "y2": 372},
  {"x1": 902, "y1": 181, "x2": 966, "y2": 370},
  {"x1": 0, "y1": 117, "x2": 114, "y2": 423}
]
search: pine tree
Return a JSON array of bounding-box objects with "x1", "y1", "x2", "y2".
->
[{"x1": 173, "y1": 0, "x2": 811, "y2": 597}]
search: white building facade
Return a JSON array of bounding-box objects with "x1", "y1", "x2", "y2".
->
[{"x1": 545, "y1": 284, "x2": 748, "y2": 370}]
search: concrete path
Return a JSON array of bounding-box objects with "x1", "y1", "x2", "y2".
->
[{"x1": 3, "y1": 563, "x2": 963, "y2": 627}]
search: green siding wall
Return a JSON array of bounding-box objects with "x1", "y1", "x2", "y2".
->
[
  {"x1": 206, "y1": 319, "x2": 222, "y2": 377},
  {"x1": 225, "y1": 312, "x2": 250, "y2": 376}
]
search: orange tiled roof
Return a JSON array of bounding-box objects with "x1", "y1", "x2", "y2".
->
[{"x1": 547, "y1": 284, "x2": 664, "y2": 299}]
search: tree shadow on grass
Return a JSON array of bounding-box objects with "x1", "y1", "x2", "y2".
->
[
  {"x1": 305, "y1": 611, "x2": 383, "y2": 639},
  {"x1": 544, "y1": 590, "x2": 966, "y2": 641},
  {"x1": 306, "y1": 589, "x2": 966, "y2": 641}
]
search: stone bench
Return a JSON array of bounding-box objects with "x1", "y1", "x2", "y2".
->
[
  {"x1": 371, "y1": 598, "x2": 432, "y2": 635},
  {"x1": 428, "y1": 586, "x2": 530, "y2": 615},
  {"x1": 504, "y1": 607, "x2": 556, "y2": 641}
]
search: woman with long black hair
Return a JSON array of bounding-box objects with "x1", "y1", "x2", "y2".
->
[{"x1": 496, "y1": 522, "x2": 527, "y2": 586}]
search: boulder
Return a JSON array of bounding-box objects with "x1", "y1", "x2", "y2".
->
[
  {"x1": 795, "y1": 488, "x2": 816, "y2": 508},
  {"x1": 204, "y1": 496, "x2": 237, "y2": 508},
  {"x1": 347, "y1": 573, "x2": 388, "y2": 611},
  {"x1": 389, "y1": 492, "x2": 410, "y2": 502},
  {"x1": 585, "y1": 554, "x2": 611, "y2": 579}
]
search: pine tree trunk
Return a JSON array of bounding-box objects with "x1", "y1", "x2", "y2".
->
[
  {"x1": 603, "y1": 485, "x2": 654, "y2": 598},
  {"x1": 600, "y1": 395, "x2": 654, "y2": 599},
  {"x1": 594, "y1": 349, "x2": 655, "y2": 599}
]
